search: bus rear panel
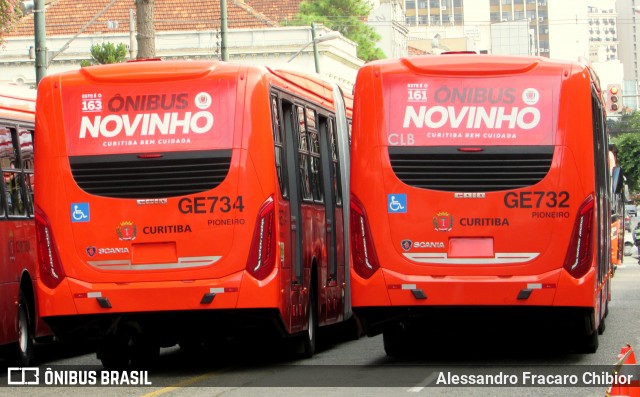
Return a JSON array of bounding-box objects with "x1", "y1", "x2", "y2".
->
[
  {"x1": 35, "y1": 60, "x2": 353, "y2": 365},
  {"x1": 350, "y1": 54, "x2": 611, "y2": 354}
]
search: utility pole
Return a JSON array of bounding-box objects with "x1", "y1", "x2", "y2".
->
[
  {"x1": 129, "y1": 9, "x2": 136, "y2": 59},
  {"x1": 311, "y1": 23, "x2": 320, "y2": 74},
  {"x1": 34, "y1": 0, "x2": 46, "y2": 85},
  {"x1": 220, "y1": 0, "x2": 228, "y2": 61}
]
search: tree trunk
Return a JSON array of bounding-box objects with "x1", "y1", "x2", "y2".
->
[{"x1": 135, "y1": 0, "x2": 155, "y2": 59}]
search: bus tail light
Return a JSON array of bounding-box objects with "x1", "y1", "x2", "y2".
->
[
  {"x1": 35, "y1": 206, "x2": 66, "y2": 289},
  {"x1": 246, "y1": 197, "x2": 276, "y2": 281},
  {"x1": 563, "y1": 195, "x2": 595, "y2": 279},
  {"x1": 350, "y1": 195, "x2": 380, "y2": 279}
]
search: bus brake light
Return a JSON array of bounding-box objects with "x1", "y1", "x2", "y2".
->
[
  {"x1": 35, "y1": 206, "x2": 66, "y2": 289},
  {"x1": 563, "y1": 195, "x2": 594, "y2": 279},
  {"x1": 350, "y1": 195, "x2": 380, "y2": 279},
  {"x1": 245, "y1": 197, "x2": 276, "y2": 281}
]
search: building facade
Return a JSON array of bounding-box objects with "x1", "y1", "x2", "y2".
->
[
  {"x1": 404, "y1": 0, "x2": 591, "y2": 61},
  {"x1": 369, "y1": 0, "x2": 409, "y2": 59},
  {"x1": 588, "y1": 5, "x2": 619, "y2": 62},
  {"x1": 616, "y1": 0, "x2": 640, "y2": 109},
  {"x1": 0, "y1": 0, "x2": 364, "y2": 89}
]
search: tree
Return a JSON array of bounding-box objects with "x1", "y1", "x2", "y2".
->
[
  {"x1": 608, "y1": 111, "x2": 640, "y2": 138},
  {"x1": 612, "y1": 132, "x2": 640, "y2": 194},
  {"x1": 135, "y1": 0, "x2": 155, "y2": 58},
  {"x1": 80, "y1": 42, "x2": 128, "y2": 67},
  {"x1": 290, "y1": 0, "x2": 385, "y2": 62},
  {"x1": 610, "y1": 111, "x2": 640, "y2": 194},
  {"x1": 0, "y1": 0, "x2": 21, "y2": 48}
]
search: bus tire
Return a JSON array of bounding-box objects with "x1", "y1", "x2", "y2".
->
[
  {"x1": 130, "y1": 335, "x2": 160, "y2": 369},
  {"x1": 597, "y1": 317, "x2": 606, "y2": 335},
  {"x1": 301, "y1": 285, "x2": 318, "y2": 358},
  {"x1": 576, "y1": 330, "x2": 599, "y2": 354},
  {"x1": 383, "y1": 325, "x2": 408, "y2": 357},
  {"x1": 343, "y1": 315, "x2": 363, "y2": 341},
  {"x1": 13, "y1": 290, "x2": 34, "y2": 366},
  {"x1": 98, "y1": 335, "x2": 130, "y2": 370}
]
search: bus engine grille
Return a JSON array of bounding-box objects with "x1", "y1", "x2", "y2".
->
[
  {"x1": 388, "y1": 146, "x2": 554, "y2": 192},
  {"x1": 69, "y1": 150, "x2": 232, "y2": 199}
]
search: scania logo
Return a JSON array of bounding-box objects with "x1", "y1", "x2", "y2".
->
[
  {"x1": 454, "y1": 192, "x2": 486, "y2": 199},
  {"x1": 401, "y1": 240, "x2": 412, "y2": 251}
]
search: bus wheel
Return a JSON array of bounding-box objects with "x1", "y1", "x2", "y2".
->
[
  {"x1": 584, "y1": 330, "x2": 599, "y2": 353},
  {"x1": 14, "y1": 291, "x2": 34, "y2": 366},
  {"x1": 301, "y1": 286, "x2": 318, "y2": 358},
  {"x1": 597, "y1": 318, "x2": 606, "y2": 335},
  {"x1": 383, "y1": 324, "x2": 409, "y2": 357},
  {"x1": 574, "y1": 329, "x2": 599, "y2": 354},
  {"x1": 98, "y1": 335, "x2": 130, "y2": 369},
  {"x1": 341, "y1": 315, "x2": 363, "y2": 341},
  {"x1": 130, "y1": 335, "x2": 160, "y2": 369}
]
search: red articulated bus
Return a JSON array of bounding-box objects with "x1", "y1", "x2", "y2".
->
[
  {"x1": 35, "y1": 60, "x2": 354, "y2": 367},
  {"x1": 0, "y1": 84, "x2": 50, "y2": 365},
  {"x1": 349, "y1": 54, "x2": 618, "y2": 355}
]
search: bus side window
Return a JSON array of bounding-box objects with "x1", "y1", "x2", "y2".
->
[
  {"x1": 0, "y1": 172, "x2": 5, "y2": 217},
  {"x1": 270, "y1": 95, "x2": 288, "y2": 199},
  {"x1": 296, "y1": 106, "x2": 313, "y2": 201},
  {"x1": 0, "y1": 125, "x2": 13, "y2": 217},
  {"x1": 0, "y1": 125, "x2": 28, "y2": 217},
  {"x1": 3, "y1": 165, "x2": 26, "y2": 217},
  {"x1": 328, "y1": 118, "x2": 342, "y2": 207},
  {"x1": 19, "y1": 128, "x2": 34, "y2": 216},
  {"x1": 306, "y1": 107, "x2": 323, "y2": 203}
]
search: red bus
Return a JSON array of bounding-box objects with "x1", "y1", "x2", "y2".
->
[
  {"x1": 35, "y1": 60, "x2": 354, "y2": 367},
  {"x1": 0, "y1": 84, "x2": 50, "y2": 365},
  {"x1": 350, "y1": 54, "x2": 618, "y2": 355}
]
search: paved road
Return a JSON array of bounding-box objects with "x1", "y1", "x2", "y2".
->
[{"x1": 2, "y1": 255, "x2": 640, "y2": 396}]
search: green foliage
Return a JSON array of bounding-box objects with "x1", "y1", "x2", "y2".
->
[
  {"x1": 82, "y1": 42, "x2": 128, "y2": 66},
  {"x1": 0, "y1": 0, "x2": 21, "y2": 48},
  {"x1": 612, "y1": 116, "x2": 640, "y2": 192},
  {"x1": 289, "y1": 0, "x2": 385, "y2": 62},
  {"x1": 608, "y1": 111, "x2": 640, "y2": 137}
]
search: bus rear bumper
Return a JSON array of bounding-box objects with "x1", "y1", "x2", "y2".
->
[
  {"x1": 352, "y1": 266, "x2": 600, "y2": 329},
  {"x1": 351, "y1": 269, "x2": 611, "y2": 336},
  {"x1": 37, "y1": 269, "x2": 281, "y2": 317}
]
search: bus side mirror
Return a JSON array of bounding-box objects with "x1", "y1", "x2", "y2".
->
[{"x1": 612, "y1": 166, "x2": 623, "y2": 195}]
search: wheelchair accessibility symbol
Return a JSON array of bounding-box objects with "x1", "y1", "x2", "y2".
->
[
  {"x1": 71, "y1": 203, "x2": 90, "y2": 223},
  {"x1": 388, "y1": 194, "x2": 407, "y2": 213}
]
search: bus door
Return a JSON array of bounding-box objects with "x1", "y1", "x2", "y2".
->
[
  {"x1": 278, "y1": 97, "x2": 306, "y2": 332},
  {"x1": 318, "y1": 114, "x2": 340, "y2": 321},
  {"x1": 591, "y1": 89, "x2": 610, "y2": 321}
]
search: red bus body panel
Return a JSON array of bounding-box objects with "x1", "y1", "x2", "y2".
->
[
  {"x1": 35, "y1": 61, "x2": 351, "y2": 341},
  {"x1": 350, "y1": 55, "x2": 611, "y2": 338},
  {"x1": 0, "y1": 85, "x2": 50, "y2": 350}
]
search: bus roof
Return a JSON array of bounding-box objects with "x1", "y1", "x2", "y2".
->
[
  {"x1": 53, "y1": 60, "x2": 351, "y2": 114},
  {"x1": 0, "y1": 84, "x2": 36, "y2": 122},
  {"x1": 369, "y1": 53, "x2": 580, "y2": 77}
]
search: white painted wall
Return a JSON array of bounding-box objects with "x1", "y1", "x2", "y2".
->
[{"x1": 0, "y1": 26, "x2": 363, "y2": 90}]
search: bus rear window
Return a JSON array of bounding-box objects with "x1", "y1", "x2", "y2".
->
[{"x1": 69, "y1": 150, "x2": 231, "y2": 199}]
